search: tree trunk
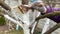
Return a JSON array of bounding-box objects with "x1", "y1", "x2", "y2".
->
[
  {"x1": 44, "y1": 23, "x2": 60, "y2": 34},
  {"x1": 0, "y1": 0, "x2": 11, "y2": 10},
  {"x1": 23, "y1": 24, "x2": 30, "y2": 34}
]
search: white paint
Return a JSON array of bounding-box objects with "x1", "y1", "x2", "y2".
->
[
  {"x1": 4, "y1": 0, "x2": 42, "y2": 34},
  {"x1": 4, "y1": 15, "x2": 23, "y2": 28},
  {"x1": 31, "y1": 21, "x2": 37, "y2": 34},
  {"x1": 41, "y1": 18, "x2": 50, "y2": 34},
  {"x1": 23, "y1": 24, "x2": 30, "y2": 34},
  {"x1": 5, "y1": 0, "x2": 21, "y2": 8},
  {"x1": 22, "y1": 11, "x2": 30, "y2": 25}
]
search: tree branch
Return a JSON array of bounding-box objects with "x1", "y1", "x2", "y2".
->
[
  {"x1": 29, "y1": 12, "x2": 60, "y2": 34},
  {"x1": 44, "y1": 23, "x2": 60, "y2": 34},
  {"x1": 0, "y1": 0, "x2": 11, "y2": 10},
  {"x1": 30, "y1": 12, "x2": 60, "y2": 29},
  {"x1": 34, "y1": 12, "x2": 60, "y2": 34},
  {"x1": 35, "y1": 12, "x2": 60, "y2": 21}
]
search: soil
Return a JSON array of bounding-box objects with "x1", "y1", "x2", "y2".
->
[{"x1": 0, "y1": 25, "x2": 9, "y2": 32}]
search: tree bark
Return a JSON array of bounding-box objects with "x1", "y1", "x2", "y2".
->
[
  {"x1": 22, "y1": 0, "x2": 29, "y2": 5},
  {"x1": 0, "y1": 0, "x2": 11, "y2": 10},
  {"x1": 34, "y1": 12, "x2": 60, "y2": 34},
  {"x1": 30, "y1": 12, "x2": 60, "y2": 30},
  {"x1": 44, "y1": 23, "x2": 60, "y2": 34},
  {"x1": 31, "y1": 12, "x2": 60, "y2": 27},
  {"x1": 35, "y1": 12, "x2": 60, "y2": 21}
]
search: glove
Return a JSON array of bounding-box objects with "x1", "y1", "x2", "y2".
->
[{"x1": 31, "y1": 2, "x2": 45, "y2": 13}]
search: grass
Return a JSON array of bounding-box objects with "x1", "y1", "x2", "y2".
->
[
  {"x1": 34, "y1": 30, "x2": 41, "y2": 34},
  {"x1": 8, "y1": 30, "x2": 23, "y2": 34},
  {"x1": 0, "y1": 30, "x2": 41, "y2": 34},
  {"x1": 0, "y1": 30, "x2": 24, "y2": 34},
  {"x1": 0, "y1": 16, "x2": 5, "y2": 26}
]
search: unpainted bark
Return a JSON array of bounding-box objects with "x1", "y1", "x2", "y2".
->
[
  {"x1": 35, "y1": 12, "x2": 60, "y2": 21},
  {"x1": 22, "y1": 0, "x2": 29, "y2": 5},
  {"x1": 0, "y1": 0, "x2": 11, "y2": 10}
]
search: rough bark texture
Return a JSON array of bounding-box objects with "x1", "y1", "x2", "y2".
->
[
  {"x1": 35, "y1": 12, "x2": 60, "y2": 21},
  {"x1": 44, "y1": 23, "x2": 60, "y2": 34},
  {"x1": 22, "y1": 0, "x2": 29, "y2": 5},
  {"x1": 0, "y1": 0, "x2": 11, "y2": 10},
  {"x1": 34, "y1": 12, "x2": 60, "y2": 34}
]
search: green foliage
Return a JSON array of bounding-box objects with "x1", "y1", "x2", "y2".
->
[
  {"x1": 7, "y1": 30, "x2": 23, "y2": 34},
  {"x1": 0, "y1": 16, "x2": 5, "y2": 26},
  {"x1": 34, "y1": 30, "x2": 41, "y2": 34},
  {"x1": 0, "y1": 10, "x2": 5, "y2": 26}
]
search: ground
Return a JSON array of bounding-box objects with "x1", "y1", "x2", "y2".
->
[
  {"x1": 0, "y1": 25, "x2": 41, "y2": 34},
  {"x1": 0, "y1": 30, "x2": 23, "y2": 34},
  {"x1": 0, "y1": 25, "x2": 23, "y2": 34}
]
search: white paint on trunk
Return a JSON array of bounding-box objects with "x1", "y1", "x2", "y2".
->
[
  {"x1": 4, "y1": 15, "x2": 23, "y2": 28},
  {"x1": 5, "y1": 0, "x2": 21, "y2": 8},
  {"x1": 41, "y1": 18, "x2": 50, "y2": 34},
  {"x1": 22, "y1": 12, "x2": 30, "y2": 25},
  {"x1": 4, "y1": 0, "x2": 42, "y2": 34},
  {"x1": 31, "y1": 21, "x2": 37, "y2": 34},
  {"x1": 23, "y1": 24, "x2": 30, "y2": 34}
]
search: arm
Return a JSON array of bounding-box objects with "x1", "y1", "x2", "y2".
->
[
  {"x1": 52, "y1": 8, "x2": 60, "y2": 11},
  {"x1": 46, "y1": 6, "x2": 60, "y2": 12}
]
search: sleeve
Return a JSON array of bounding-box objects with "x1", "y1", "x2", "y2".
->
[
  {"x1": 52, "y1": 8, "x2": 60, "y2": 11},
  {"x1": 45, "y1": 6, "x2": 52, "y2": 13},
  {"x1": 32, "y1": 6, "x2": 46, "y2": 13}
]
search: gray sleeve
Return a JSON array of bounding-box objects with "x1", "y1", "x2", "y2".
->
[{"x1": 32, "y1": 6, "x2": 45, "y2": 13}]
